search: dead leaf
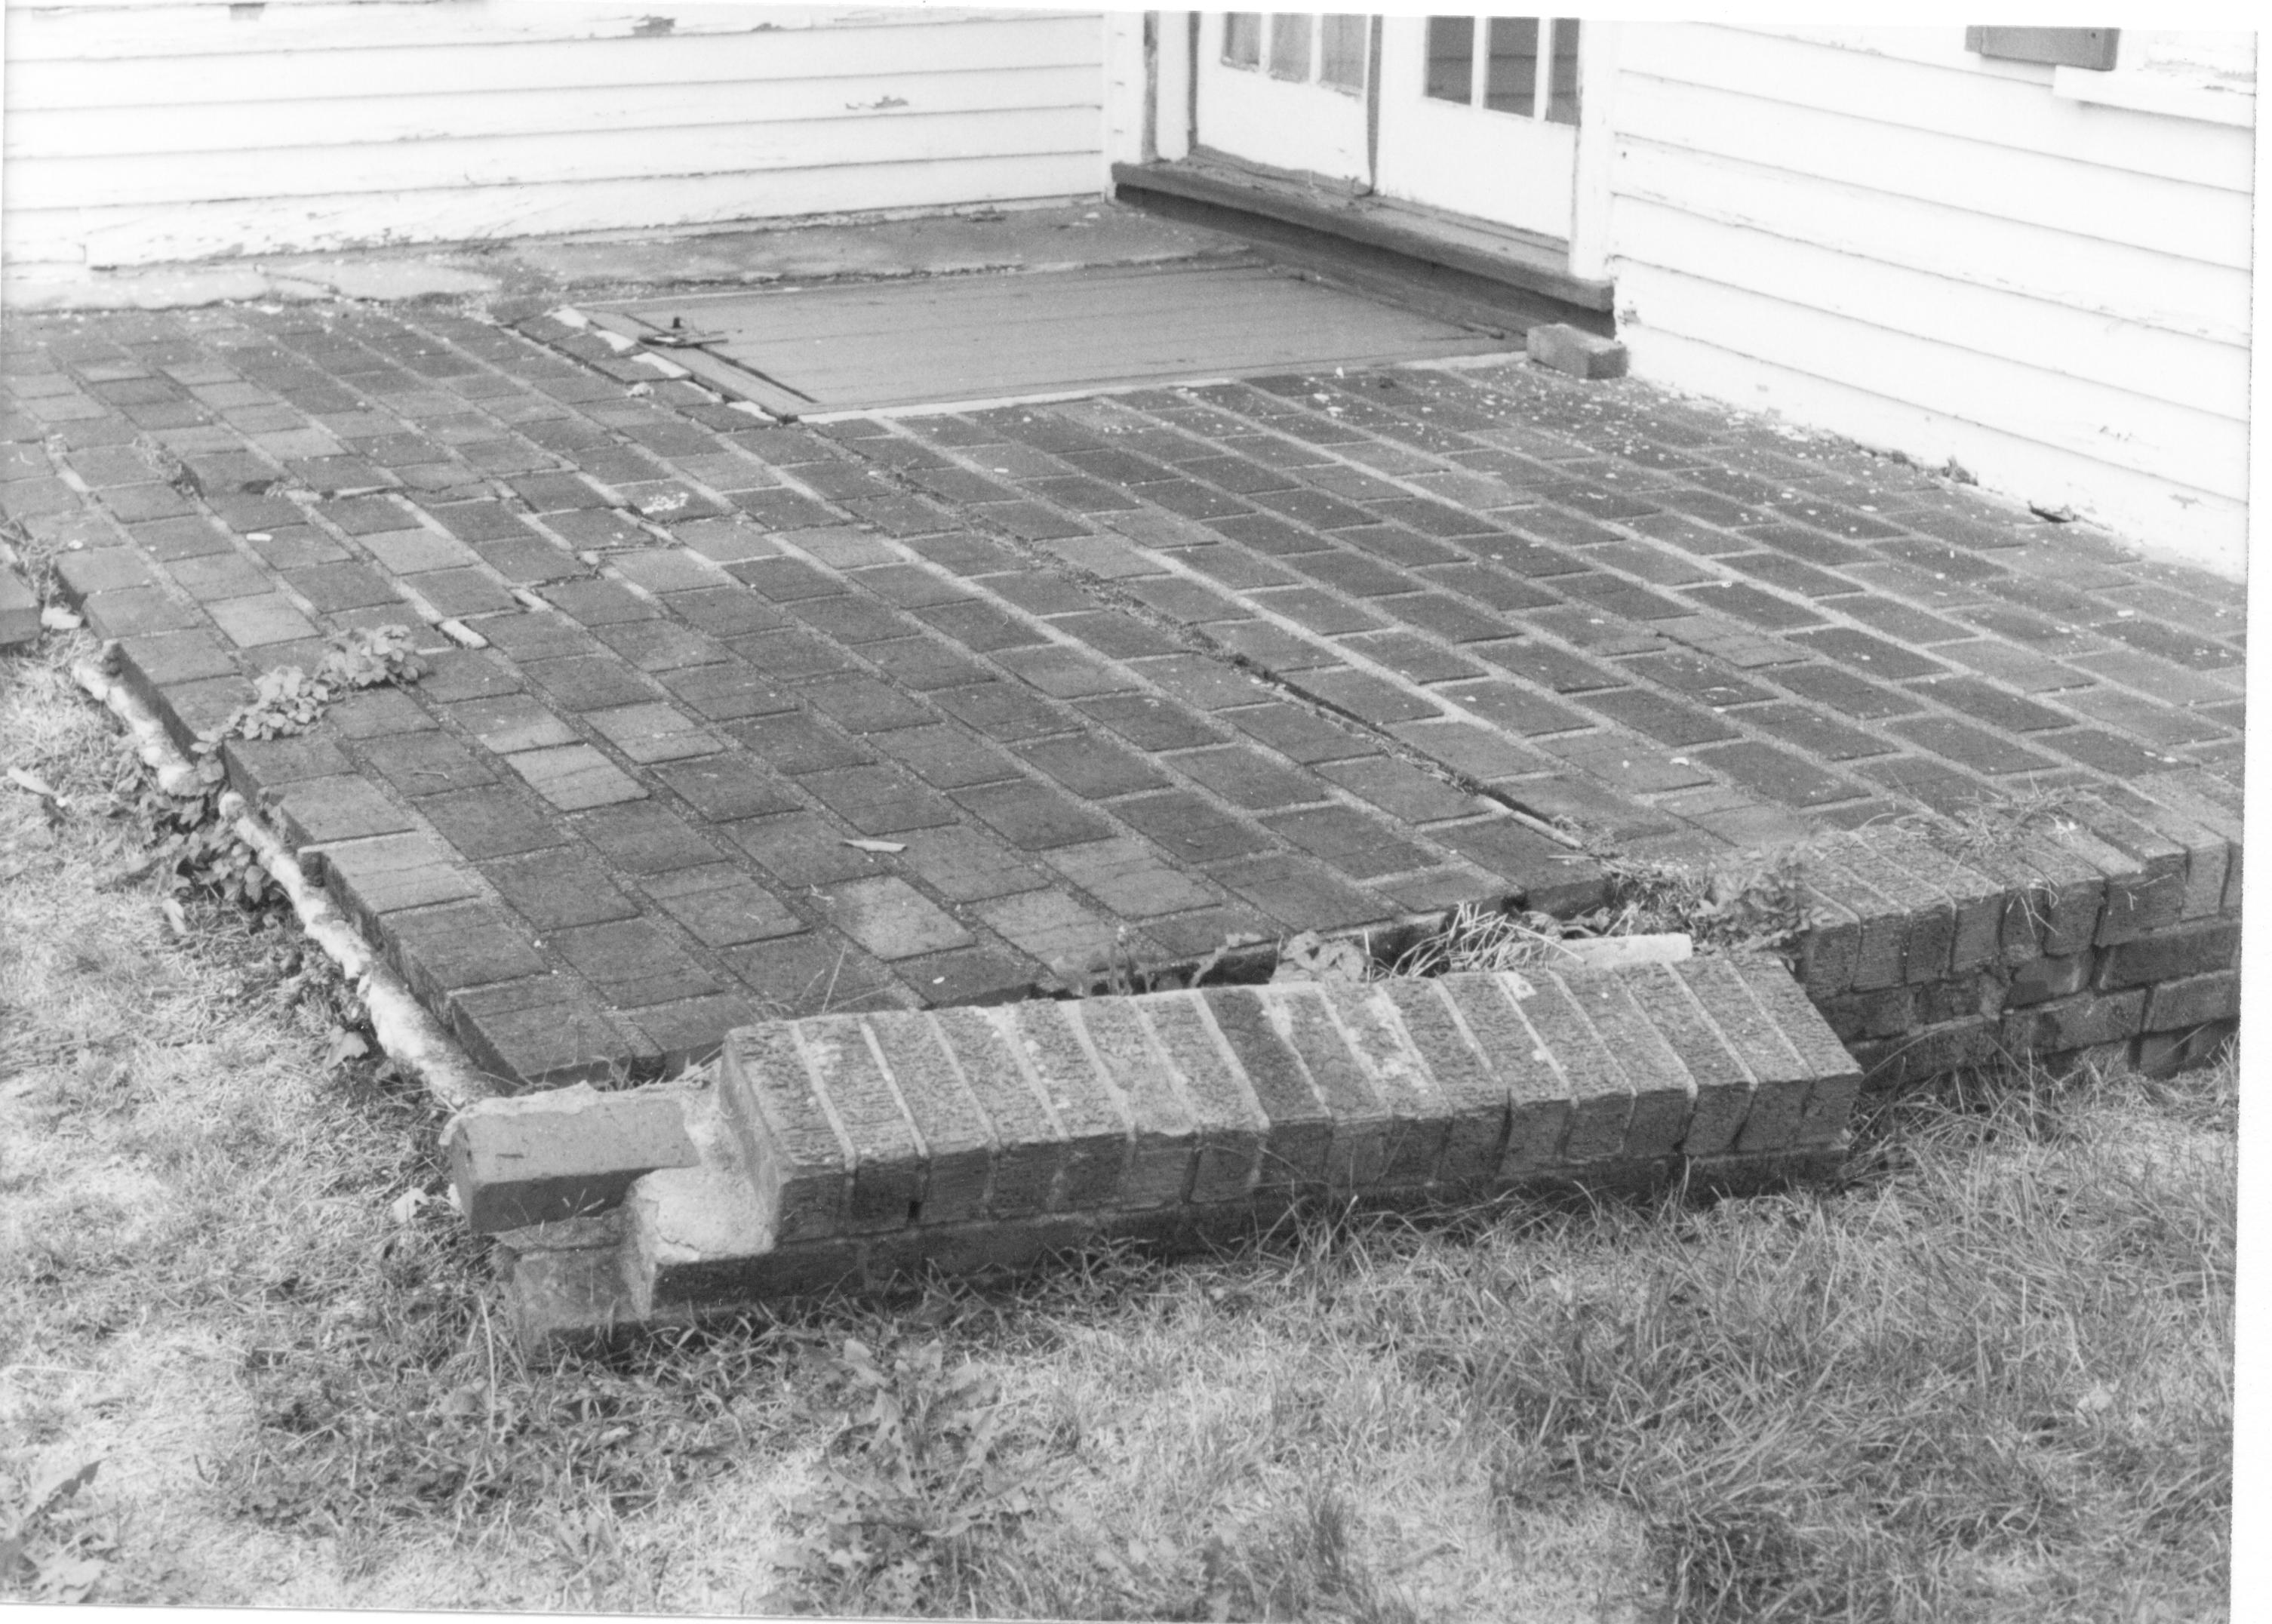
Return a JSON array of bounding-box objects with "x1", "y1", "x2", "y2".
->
[
  {"x1": 40, "y1": 605, "x2": 81, "y2": 631},
  {"x1": 7, "y1": 766, "x2": 60, "y2": 801},
  {"x1": 389, "y1": 1187, "x2": 428, "y2": 1226},
  {"x1": 841, "y1": 838, "x2": 906, "y2": 854},
  {"x1": 323, "y1": 1027, "x2": 370, "y2": 1070},
  {"x1": 31, "y1": 1457, "x2": 100, "y2": 1518},
  {"x1": 158, "y1": 896, "x2": 189, "y2": 937}
]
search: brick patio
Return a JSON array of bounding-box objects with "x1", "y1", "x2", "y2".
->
[{"x1": 8, "y1": 293, "x2": 2245, "y2": 1089}]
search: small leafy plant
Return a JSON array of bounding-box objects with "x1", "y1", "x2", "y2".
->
[
  {"x1": 204, "y1": 625, "x2": 426, "y2": 749},
  {"x1": 127, "y1": 626, "x2": 425, "y2": 921}
]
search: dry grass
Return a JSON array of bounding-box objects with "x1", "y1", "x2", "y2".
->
[{"x1": 0, "y1": 630, "x2": 2236, "y2": 1619}]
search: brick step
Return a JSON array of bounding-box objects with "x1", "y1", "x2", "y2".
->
[{"x1": 456, "y1": 953, "x2": 1865, "y2": 1347}]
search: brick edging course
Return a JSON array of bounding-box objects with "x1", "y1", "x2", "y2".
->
[
  {"x1": 457, "y1": 953, "x2": 1865, "y2": 1345},
  {"x1": 1792, "y1": 786, "x2": 2241, "y2": 1089}
]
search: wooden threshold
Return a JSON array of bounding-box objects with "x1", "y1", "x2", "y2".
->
[{"x1": 1112, "y1": 154, "x2": 1616, "y2": 315}]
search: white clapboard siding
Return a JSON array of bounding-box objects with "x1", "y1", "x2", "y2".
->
[
  {"x1": 6, "y1": 2, "x2": 1040, "y2": 58},
  {"x1": 1613, "y1": 143, "x2": 2252, "y2": 349},
  {"x1": 57, "y1": 157, "x2": 1114, "y2": 272},
  {"x1": 1605, "y1": 23, "x2": 2254, "y2": 576},
  {"x1": 5, "y1": 14, "x2": 1106, "y2": 108},
  {"x1": 9, "y1": 68, "x2": 1105, "y2": 157},
  {"x1": 14, "y1": 107, "x2": 1106, "y2": 209},
  {"x1": 4, "y1": 1, "x2": 1109, "y2": 269},
  {"x1": 1610, "y1": 199, "x2": 2251, "y2": 420},
  {"x1": 1614, "y1": 72, "x2": 2252, "y2": 271},
  {"x1": 1616, "y1": 26, "x2": 2254, "y2": 192},
  {"x1": 1612, "y1": 265, "x2": 2247, "y2": 502}
]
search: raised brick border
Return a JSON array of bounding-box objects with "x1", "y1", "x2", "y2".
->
[
  {"x1": 1794, "y1": 784, "x2": 2242, "y2": 1088},
  {"x1": 459, "y1": 954, "x2": 1862, "y2": 1346}
]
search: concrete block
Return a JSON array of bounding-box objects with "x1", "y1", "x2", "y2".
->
[
  {"x1": 1527, "y1": 322, "x2": 1628, "y2": 380},
  {"x1": 446, "y1": 1082, "x2": 699, "y2": 1233}
]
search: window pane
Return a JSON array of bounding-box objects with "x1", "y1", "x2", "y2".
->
[
  {"x1": 1546, "y1": 17, "x2": 1582, "y2": 124},
  {"x1": 1224, "y1": 12, "x2": 1261, "y2": 68},
  {"x1": 1483, "y1": 17, "x2": 1541, "y2": 113},
  {"x1": 1425, "y1": 16, "x2": 1474, "y2": 103},
  {"x1": 1320, "y1": 13, "x2": 1368, "y2": 91},
  {"x1": 1268, "y1": 13, "x2": 1314, "y2": 81}
]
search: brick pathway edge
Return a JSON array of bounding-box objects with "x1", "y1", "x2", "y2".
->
[{"x1": 463, "y1": 955, "x2": 1867, "y2": 1349}]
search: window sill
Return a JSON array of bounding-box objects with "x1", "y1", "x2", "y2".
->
[{"x1": 2052, "y1": 63, "x2": 2255, "y2": 127}]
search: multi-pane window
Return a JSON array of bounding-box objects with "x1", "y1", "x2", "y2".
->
[
  {"x1": 1425, "y1": 15, "x2": 1581, "y2": 124},
  {"x1": 1222, "y1": 14, "x2": 1371, "y2": 94}
]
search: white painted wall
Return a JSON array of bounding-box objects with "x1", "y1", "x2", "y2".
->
[
  {"x1": 3, "y1": 0, "x2": 1109, "y2": 277},
  {"x1": 1601, "y1": 24, "x2": 2254, "y2": 580}
]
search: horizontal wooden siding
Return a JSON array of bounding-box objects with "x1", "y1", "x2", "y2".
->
[
  {"x1": 3, "y1": 1, "x2": 1108, "y2": 272},
  {"x1": 1604, "y1": 24, "x2": 2253, "y2": 577}
]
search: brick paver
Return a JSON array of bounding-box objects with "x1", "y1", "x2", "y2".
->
[{"x1": 7, "y1": 296, "x2": 2244, "y2": 1087}]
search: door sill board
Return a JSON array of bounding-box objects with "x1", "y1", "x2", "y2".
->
[{"x1": 1112, "y1": 155, "x2": 1615, "y2": 314}]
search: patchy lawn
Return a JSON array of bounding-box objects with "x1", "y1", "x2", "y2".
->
[{"x1": 1, "y1": 631, "x2": 2235, "y2": 1621}]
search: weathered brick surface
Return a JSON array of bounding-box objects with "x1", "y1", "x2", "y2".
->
[{"x1": 14, "y1": 304, "x2": 2238, "y2": 1150}]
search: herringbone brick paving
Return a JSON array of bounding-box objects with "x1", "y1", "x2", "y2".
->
[{"x1": 8, "y1": 297, "x2": 2244, "y2": 1087}]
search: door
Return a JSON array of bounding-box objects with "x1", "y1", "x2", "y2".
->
[
  {"x1": 1191, "y1": 14, "x2": 1585, "y2": 244},
  {"x1": 1194, "y1": 12, "x2": 1372, "y2": 184},
  {"x1": 1374, "y1": 16, "x2": 1580, "y2": 238}
]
